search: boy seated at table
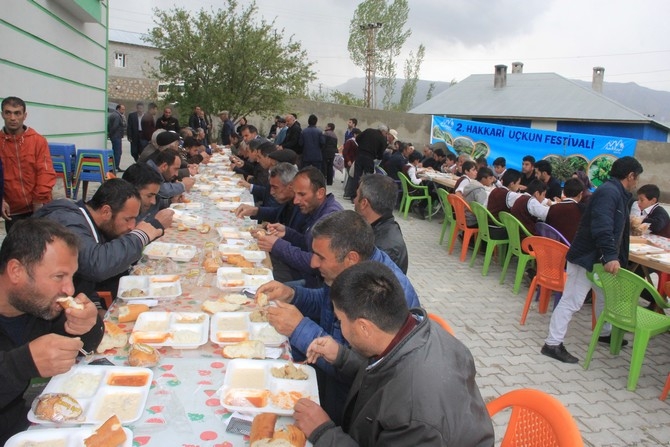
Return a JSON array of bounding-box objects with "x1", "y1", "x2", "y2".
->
[{"x1": 636, "y1": 184, "x2": 670, "y2": 237}]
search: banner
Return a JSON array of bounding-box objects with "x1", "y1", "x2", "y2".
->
[{"x1": 431, "y1": 116, "x2": 638, "y2": 186}]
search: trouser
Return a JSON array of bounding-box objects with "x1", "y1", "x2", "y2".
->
[
  {"x1": 545, "y1": 261, "x2": 610, "y2": 346},
  {"x1": 110, "y1": 138, "x2": 122, "y2": 169},
  {"x1": 322, "y1": 156, "x2": 335, "y2": 185},
  {"x1": 130, "y1": 138, "x2": 142, "y2": 161},
  {"x1": 353, "y1": 155, "x2": 375, "y2": 195},
  {"x1": 303, "y1": 160, "x2": 322, "y2": 171}
]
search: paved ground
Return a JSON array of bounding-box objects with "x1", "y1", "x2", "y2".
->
[
  {"x1": 328, "y1": 171, "x2": 670, "y2": 447},
  {"x1": 5, "y1": 146, "x2": 670, "y2": 445}
]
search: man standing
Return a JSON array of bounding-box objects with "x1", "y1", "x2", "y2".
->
[
  {"x1": 156, "y1": 106, "x2": 179, "y2": 132},
  {"x1": 542, "y1": 156, "x2": 643, "y2": 363},
  {"x1": 300, "y1": 114, "x2": 324, "y2": 170},
  {"x1": 140, "y1": 102, "x2": 158, "y2": 149},
  {"x1": 344, "y1": 117, "x2": 357, "y2": 142},
  {"x1": 108, "y1": 103, "x2": 126, "y2": 171},
  {"x1": 127, "y1": 102, "x2": 144, "y2": 162},
  {"x1": 342, "y1": 128, "x2": 360, "y2": 200},
  {"x1": 280, "y1": 113, "x2": 303, "y2": 155},
  {"x1": 34, "y1": 179, "x2": 165, "y2": 309},
  {"x1": 352, "y1": 125, "x2": 388, "y2": 194},
  {"x1": 322, "y1": 123, "x2": 338, "y2": 186},
  {"x1": 354, "y1": 174, "x2": 408, "y2": 273},
  {"x1": 273, "y1": 117, "x2": 288, "y2": 146},
  {"x1": 256, "y1": 167, "x2": 342, "y2": 286},
  {"x1": 218, "y1": 110, "x2": 234, "y2": 145},
  {"x1": 0, "y1": 96, "x2": 56, "y2": 232},
  {"x1": 292, "y1": 261, "x2": 493, "y2": 446},
  {"x1": 0, "y1": 219, "x2": 104, "y2": 444}
]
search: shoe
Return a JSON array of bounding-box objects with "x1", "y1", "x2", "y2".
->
[
  {"x1": 598, "y1": 335, "x2": 628, "y2": 347},
  {"x1": 116, "y1": 167, "x2": 124, "y2": 172},
  {"x1": 541, "y1": 343, "x2": 578, "y2": 363}
]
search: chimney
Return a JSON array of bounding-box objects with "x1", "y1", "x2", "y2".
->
[
  {"x1": 592, "y1": 67, "x2": 605, "y2": 93},
  {"x1": 511, "y1": 61, "x2": 524, "y2": 74},
  {"x1": 494, "y1": 64, "x2": 507, "y2": 88}
]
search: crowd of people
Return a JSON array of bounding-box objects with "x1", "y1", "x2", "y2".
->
[{"x1": 0, "y1": 94, "x2": 667, "y2": 445}]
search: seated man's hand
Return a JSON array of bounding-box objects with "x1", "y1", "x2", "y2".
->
[
  {"x1": 29, "y1": 334, "x2": 83, "y2": 377},
  {"x1": 63, "y1": 293, "x2": 99, "y2": 335},
  {"x1": 256, "y1": 280, "x2": 295, "y2": 303},
  {"x1": 237, "y1": 179, "x2": 251, "y2": 189},
  {"x1": 154, "y1": 208, "x2": 175, "y2": 228},
  {"x1": 234, "y1": 204, "x2": 258, "y2": 218},
  {"x1": 293, "y1": 398, "x2": 331, "y2": 439},
  {"x1": 306, "y1": 336, "x2": 340, "y2": 365},
  {"x1": 188, "y1": 164, "x2": 199, "y2": 176},
  {"x1": 200, "y1": 152, "x2": 211, "y2": 163},
  {"x1": 266, "y1": 301, "x2": 303, "y2": 336},
  {"x1": 256, "y1": 234, "x2": 279, "y2": 252},
  {"x1": 135, "y1": 221, "x2": 164, "y2": 241},
  {"x1": 265, "y1": 223, "x2": 286, "y2": 239},
  {"x1": 181, "y1": 177, "x2": 196, "y2": 192}
]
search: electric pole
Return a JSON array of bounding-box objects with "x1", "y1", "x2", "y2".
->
[{"x1": 360, "y1": 22, "x2": 382, "y2": 109}]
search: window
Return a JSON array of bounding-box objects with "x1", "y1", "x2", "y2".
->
[{"x1": 114, "y1": 52, "x2": 127, "y2": 68}]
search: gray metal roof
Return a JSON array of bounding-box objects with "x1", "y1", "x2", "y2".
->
[
  {"x1": 108, "y1": 29, "x2": 155, "y2": 48},
  {"x1": 410, "y1": 72, "x2": 663, "y2": 125}
]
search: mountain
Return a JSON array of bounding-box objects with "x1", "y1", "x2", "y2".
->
[
  {"x1": 571, "y1": 80, "x2": 670, "y2": 125},
  {"x1": 332, "y1": 78, "x2": 452, "y2": 109}
]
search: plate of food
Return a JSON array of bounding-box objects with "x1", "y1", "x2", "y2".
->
[
  {"x1": 144, "y1": 242, "x2": 197, "y2": 262},
  {"x1": 216, "y1": 267, "x2": 273, "y2": 291},
  {"x1": 629, "y1": 243, "x2": 666, "y2": 255},
  {"x1": 210, "y1": 311, "x2": 252, "y2": 345},
  {"x1": 6, "y1": 422, "x2": 132, "y2": 447},
  {"x1": 220, "y1": 359, "x2": 319, "y2": 415},
  {"x1": 129, "y1": 312, "x2": 210, "y2": 349},
  {"x1": 27, "y1": 365, "x2": 153, "y2": 425},
  {"x1": 169, "y1": 202, "x2": 203, "y2": 210},
  {"x1": 117, "y1": 275, "x2": 182, "y2": 299}
]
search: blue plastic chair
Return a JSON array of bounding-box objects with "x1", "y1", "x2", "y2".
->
[{"x1": 49, "y1": 143, "x2": 76, "y2": 197}]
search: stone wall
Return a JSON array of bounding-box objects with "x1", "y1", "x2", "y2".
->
[{"x1": 108, "y1": 76, "x2": 158, "y2": 102}]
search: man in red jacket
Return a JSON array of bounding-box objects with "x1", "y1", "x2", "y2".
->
[{"x1": 0, "y1": 96, "x2": 56, "y2": 232}]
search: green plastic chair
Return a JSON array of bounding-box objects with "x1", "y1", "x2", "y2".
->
[
  {"x1": 436, "y1": 188, "x2": 456, "y2": 248},
  {"x1": 398, "y1": 172, "x2": 432, "y2": 221},
  {"x1": 498, "y1": 211, "x2": 534, "y2": 294},
  {"x1": 584, "y1": 265, "x2": 670, "y2": 391},
  {"x1": 469, "y1": 202, "x2": 509, "y2": 276}
]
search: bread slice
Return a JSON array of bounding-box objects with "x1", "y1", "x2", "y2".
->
[
  {"x1": 96, "y1": 321, "x2": 128, "y2": 353},
  {"x1": 56, "y1": 296, "x2": 84, "y2": 310},
  {"x1": 118, "y1": 304, "x2": 149, "y2": 323},
  {"x1": 273, "y1": 425, "x2": 306, "y2": 447},
  {"x1": 222, "y1": 340, "x2": 265, "y2": 359},
  {"x1": 249, "y1": 413, "x2": 277, "y2": 445},
  {"x1": 84, "y1": 414, "x2": 127, "y2": 447}
]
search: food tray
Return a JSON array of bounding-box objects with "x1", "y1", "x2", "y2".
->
[
  {"x1": 646, "y1": 253, "x2": 670, "y2": 265},
  {"x1": 219, "y1": 240, "x2": 252, "y2": 252},
  {"x1": 118, "y1": 275, "x2": 182, "y2": 299},
  {"x1": 216, "y1": 267, "x2": 273, "y2": 291},
  {"x1": 144, "y1": 242, "x2": 197, "y2": 262},
  {"x1": 218, "y1": 244, "x2": 267, "y2": 263},
  {"x1": 220, "y1": 359, "x2": 319, "y2": 415},
  {"x1": 27, "y1": 365, "x2": 152, "y2": 425},
  {"x1": 193, "y1": 183, "x2": 214, "y2": 192},
  {"x1": 215, "y1": 201, "x2": 255, "y2": 211},
  {"x1": 210, "y1": 312, "x2": 252, "y2": 345},
  {"x1": 629, "y1": 243, "x2": 666, "y2": 255},
  {"x1": 6, "y1": 427, "x2": 133, "y2": 447},
  {"x1": 130, "y1": 311, "x2": 210, "y2": 349},
  {"x1": 171, "y1": 210, "x2": 204, "y2": 227},
  {"x1": 170, "y1": 202, "x2": 203, "y2": 210},
  {"x1": 250, "y1": 322, "x2": 288, "y2": 347},
  {"x1": 217, "y1": 227, "x2": 254, "y2": 240}
]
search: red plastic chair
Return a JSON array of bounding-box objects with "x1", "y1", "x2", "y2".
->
[
  {"x1": 428, "y1": 313, "x2": 455, "y2": 336},
  {"x1": 487, "y1": 388, "x2": 584, "y2": 447},
  {"x1": 661, "y1": 373, "x2": 670, "y2": 400},
  {"x1": 519, "y1": 236, "x2": 568, "y2": 325},
  {"x1": 447, "y1": 194, "x2": 478, "y2": 262}
]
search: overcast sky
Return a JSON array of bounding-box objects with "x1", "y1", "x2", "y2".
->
[{"x1": 110, "y1": 0, "x2": 670, "y2": 94}]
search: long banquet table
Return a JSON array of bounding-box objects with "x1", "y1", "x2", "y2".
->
[{"x1": 22, "y1": 152, "x2": 303, "y2": 447}]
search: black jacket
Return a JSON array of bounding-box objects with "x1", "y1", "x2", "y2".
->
[{"x1": 371, "y1": 214, "x2": 409, "y2": 274}]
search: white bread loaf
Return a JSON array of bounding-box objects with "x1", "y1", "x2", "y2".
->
[
  {"x1": 222, "y1": 340, "x2": 265, "y2": 359},
  {"x1": 96, "y1": 321, "x2": 128, "y2": 353}
]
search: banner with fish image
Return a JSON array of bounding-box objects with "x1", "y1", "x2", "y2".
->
[{"x1": 431, "y1": 116, "x2": 638, "y2": 186}]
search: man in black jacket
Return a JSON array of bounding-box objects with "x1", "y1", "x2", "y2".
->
[
  {"x1": 354, "y1": 174, "x2": 408, "y2": 273},
  {"x1": 0, "y1": 219, "x2": 104, "y2": 444},
  {"x1": 352, "y1": 125, "x2": 388, "y2": 195},
  {"x1": 127, "y1": 102, "x2": 144, "y2": 161}
]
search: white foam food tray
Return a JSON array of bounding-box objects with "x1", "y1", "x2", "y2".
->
[
  {"x1": 6, "y1": 427, "x2": 133, "y2": 447},
  {"x1": 169, "y1": 202, "x2": 203, "y2": 210},
  {"x1": 216, "y1": 267, "x2": 273, "y2": 291},
  {"x1": 144, "y1": 242, "x2": 197, "y2": 262},
  {"x1": 130, "y1": 311, "x2": 210, "y2": 349},
  {"x1": 629, "y1": 243, "x2": 666, "y2": 254},
  {"x1": 27, "y1": 365, "x2": 153, "y2": 425},
  {"x1": 118, "y1": 275, "x2": 182, "y2": 299},
  {"x1": 220, "y1": 359, "x2": 319, "y2": 415}
]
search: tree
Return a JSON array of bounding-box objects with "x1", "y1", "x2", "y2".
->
[
  {"x1": 144, "y1": 0, "x2": 315, "y2": 121},
  {"x1": 397, "y1": 44, "x2": 425, "y2": 112},
  {"x1": 347, "y1": 0, "x2": 410, "y2": 109}
]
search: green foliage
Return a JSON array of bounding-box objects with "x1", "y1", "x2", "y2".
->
[
  {"x1": 426, "y1": 82, "x2": 435, "y2": 101},
  {"x1": 144, "y1": 0, "x2": 315, "y2": 120},
  {"x1": 397, "y1": 44, "x2": 425, "y2": 112},
  {"x1": 348, "y1": 0, "x2": 411, "y2": 109}
]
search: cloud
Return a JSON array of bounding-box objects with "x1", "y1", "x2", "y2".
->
[{"x1": 407, "y1": 0, "x2": 551, "y2": 47}]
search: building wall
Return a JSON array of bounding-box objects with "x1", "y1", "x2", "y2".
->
[
  {"x1": 107, "y1": 41, "x2": 160, "y2": 101},
  {"x1": 0, "y1": 0, "x2": 109, "y2": 148}
]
